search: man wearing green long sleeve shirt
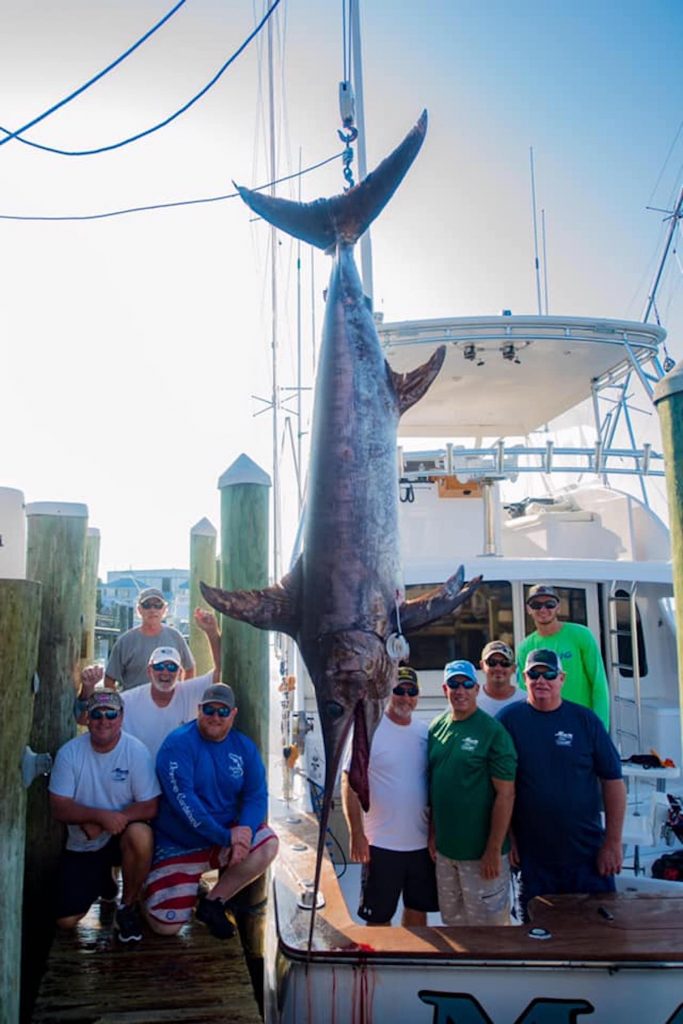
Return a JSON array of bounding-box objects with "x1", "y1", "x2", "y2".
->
[{"x1": 516, "y1": 585, "x2": 610, "y2": 729}]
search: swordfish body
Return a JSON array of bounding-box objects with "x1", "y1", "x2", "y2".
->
[{"x1": 201, "y1": 111, "x2": 480, "y2": 943}]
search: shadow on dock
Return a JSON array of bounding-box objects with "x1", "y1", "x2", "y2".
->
[{"x1": 31, "y1": 897, "x2": 262, "y2": 1023}]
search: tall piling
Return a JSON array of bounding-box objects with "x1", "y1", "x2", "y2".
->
[
  {"x1": 80, "y1": 526, "x2": 100, "y2": 667},
  {"x1": 190, "y1": 517, "x2": 217, "y2": 675},
  {"x1": 22, "y1": 501, "x2": 88, "y2": 1022},
  {"x1": 218, "y1": 454, "x2": 271, "y2": 1010},
  {"x1": 0, "y1": 579, "x2": 41, "y2": 1024},
  {"x1": 654, "y1": 363, "x2": 683, "y2": 736}
]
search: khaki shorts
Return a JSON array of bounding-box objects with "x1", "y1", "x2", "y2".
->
[{"x1": 435, "y1": 851, "x2": 511, "y2": 925}]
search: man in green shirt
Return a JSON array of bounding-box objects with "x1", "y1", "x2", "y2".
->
[
  {"x1": 516, "y1": 585, "x2": 610, "y2": 729},
  {"x1": 428, "y1": 659, "x2": 516, "y2": 925}
]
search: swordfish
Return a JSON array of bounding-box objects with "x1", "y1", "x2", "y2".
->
[{"x1": 201, "y1": 110, "x2": 480, "y2": 943}]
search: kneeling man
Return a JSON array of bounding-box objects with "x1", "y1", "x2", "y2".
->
[{"x1": 144, "y1": 684, "x2": 278, "y2": 939}]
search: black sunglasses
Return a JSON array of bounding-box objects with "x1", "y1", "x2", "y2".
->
[
  {"x1": 201, "y1": 704, "x2": 232, "y2": 717},
  {"x1": 141, "y1": 599, "x2": 165, "y2": 610},
  {"x1": 485, "y1": 657, "x2": 512, "y2": 668},
  {"x1": 89, "y1": 708, "x2": 120, "y2": 720},
  {"x1": 152, "y1": 661, "x2": 180, "y2": 673},
  {"x1": 446, "y1": 677, "x2": 476, "y2": 690},
  {"x1": 528, "y1": 600, "x2": 558, "y2": 611},
  {"x1": 526, "y1": 667, "x2": 559, "y2": 680},
  {"x1": 393, "y1": 684, "x2": 419, "y2": 697}
]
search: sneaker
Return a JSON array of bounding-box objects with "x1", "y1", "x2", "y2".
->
[
  {"x1": 114, "y1": 903, "x2": 143, "y2": 943},
  {"x1": 195, "y1": 895, "x2": 237, "y2": 940}
]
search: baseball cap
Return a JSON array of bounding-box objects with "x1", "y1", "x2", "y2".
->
[
  {"x1": 397, "y1": 666, "x2": 419, "y2": 687},
  {"x1": 527, "y1": 584, "x2": 559, "y2": 602},
  {"x1": 138, "y1": 587, "x2": 166, "y2": 604},
  {"x1": 524, "y1": 648, "x2": 562, "y2": 672},
  {"x1": 86, "y1": 689, "x2": 123, "y2": 713},
  {"x1": 148, "y1": 646, "x2": 181, "y2": 667},
  {"x1": 199, "y1": 683, "x2": 236, "y2": 709},
  {"x1": 443, "y1": 659, "x2": 478, "y2": 685},
  {"x1": 481, "y1": 640, "x2": 514, "y2": 662}
]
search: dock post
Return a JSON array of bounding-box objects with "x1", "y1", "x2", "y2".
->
[
  {"x1": 0, "y1": 580, "x2": 41, "y2": 1024},
  {"x1": 218, "y1": 454, "x2": 271, "y2": 1011},
  {"x1": 654, "y1": 362, "x2": 683, "y2": 737},
  {"x1": 190, "y1": 517, "x2": 217, "y2": 675},
  {"x1": 22, "y1": 501, "x2": 88, "y2": 1021},
  {"x1": 80, "y1": 526, "x2": 100, "y2": 667}
]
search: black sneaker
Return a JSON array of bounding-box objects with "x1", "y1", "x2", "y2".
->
[
  {"x1": 114, "y1": 903, "x2": 143, "y2": 943},
  {"x1": 195, "y1": 895, "x2": 237, "y2": 940}
]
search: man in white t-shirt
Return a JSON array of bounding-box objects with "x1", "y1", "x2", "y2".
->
[
  {"x1": 477, "y1": 640, "x2": 526, "y2": 717},
  {"x1": 49, "y1": 689, "x2": 160, "y2": 943},
  {"x1": 76, "y1": 610, "x2": 222, "y2": 760},
  {"x1": 341, "y1": 666, "x2": 438, "y2": 926}
]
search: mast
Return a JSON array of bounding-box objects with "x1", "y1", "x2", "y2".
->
[
  {"x1": 267, "y1": 12, "x2": 281, "y2": 583},
  {"x1": 643, "y1": 184, "x2": 683, "y2": 325},
  {"x1": 351, "y1": 0, "x2": 374, "y2": 302}
]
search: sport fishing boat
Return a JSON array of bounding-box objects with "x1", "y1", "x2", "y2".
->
[{"x1": 267, "y1": 311, "x2": 683, "y2": 1024}]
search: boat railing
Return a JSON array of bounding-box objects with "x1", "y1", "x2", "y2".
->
[{"x1": 398, "y1": 440, "x2": 664, "y2": 481}]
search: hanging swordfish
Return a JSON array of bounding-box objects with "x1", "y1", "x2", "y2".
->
[{"x1": 201, "y1": 110, "x2": 481, "y2": 942}]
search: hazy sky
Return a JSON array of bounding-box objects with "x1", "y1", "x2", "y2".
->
[{"x1": 2, "y1": 0, "x2": 682, "y2": 575}]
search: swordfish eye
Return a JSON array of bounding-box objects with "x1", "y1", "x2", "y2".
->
[{"x1": 324, "y1": 700, "x2": 345, "y2": 720}]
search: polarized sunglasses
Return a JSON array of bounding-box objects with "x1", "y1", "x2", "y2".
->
[
  {"x1": 485, "y1": 657, "x2": 512, "y2": 668},
  {"x1": 89, "y1": 708, "x2": 120, "y2": 720},
  {"x1": 141, "y1": 599, "x2": 165, "y2": 610},
  {"x1": 446, "y1": 677, "x2": 476, "y2": 690},
  {"x1": 152, "y1": 661, "x2": 180, "y2": 673},
  {"x1": 201, "y1": 704, "x2": 232, "y2": 717},
  {"x1": 528, "y1": 600, "x2": 558, "y2": 611},
  {"x1": 392, "y1": 684, "x2": 419, "y2": 697},
  {"x1": 526, "y1": 667, "x2": 559, "y2": 680}
]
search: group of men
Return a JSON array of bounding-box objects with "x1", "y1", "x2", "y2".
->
[
  {"x1": 342, "y1": 583, "x2": 624, "y2": 927},
  {"x1": 50, "y1": 588, "x2": 278, "y2": 943}
]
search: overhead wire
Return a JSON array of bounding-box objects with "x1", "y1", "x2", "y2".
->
[
  {"x1": 0, "y1": 150, "x2": 343, "y2": 222},
  {"x1": 0, "y1": 0, "x2": 282, "y2": 158},
  {"x1": 0, "y1": 0, "x2": 188, "y2": 150}
]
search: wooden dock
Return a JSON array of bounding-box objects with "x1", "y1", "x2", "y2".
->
[{"x1": 31, "y1": 895, "x2": 262, "y2": 1024}]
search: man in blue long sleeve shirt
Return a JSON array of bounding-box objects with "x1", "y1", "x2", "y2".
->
[{"x1": 143, "y1": 683, "x2": 278, "y2": 939}]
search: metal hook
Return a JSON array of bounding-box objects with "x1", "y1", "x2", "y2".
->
[{"x1": 337, "y1": 126, "x2": 358, "y2": 189}]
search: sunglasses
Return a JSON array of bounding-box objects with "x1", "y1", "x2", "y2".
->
[
  {"x1": 446, "y1": 677, "x2": 476, "y2": 690},
  {"x1": 528, "y1": 600, "x2": 558, "y2": 611},
  {"x1": 201, "y1": 704, "x2": 232, "y2": 717},
  {"x1": 526, "y1": 667, "x2": 559, "y2": 680},
  {"x1": 152, "y1": 661, "x2": 180, "y2": 673},
  {"x1": 141, "y1": 600, "x2": 165, "y2": 610},
  {"x1": 485, "y1": 657, "x2": 512, "y2": 668},
  {"x1": 89, "y1": 708, "x2": 120, "y2": 720},
  {"x1": 393, "y1": 684, "x2": 419, "y2": 697}
]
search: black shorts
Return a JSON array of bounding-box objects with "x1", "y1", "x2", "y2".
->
[
  {"x1": 358, "y1": 846, "x2": 439, "y2": 923},
  {"x1": 55, "y1": 837, "x2": 122, "y2": 920}
]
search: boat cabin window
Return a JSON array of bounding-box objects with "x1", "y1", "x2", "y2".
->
[
  {"x1": 613, "y1": 588, "x2": 648, "y2": 678},
  {"x1": 405, "y1": 581, "x2": 513, "y2": 668},
  {"x1": 522, "y1": 585, "x2": 589, "y2": 631}
]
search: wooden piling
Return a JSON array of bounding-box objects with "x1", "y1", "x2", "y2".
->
[
  {"x1": 190, "y1": 517, "x2": 217, "y2": 675},
  {"x1": 218, "y1": 455, "x2": 271, "y2": 752},
  {"x1": 0, "y1": 579, "x2": 41, "y2": 1024},
  {"x1": 654, "y1": 363, "x2": 683, "y2": 728},
  {"x1": 22, "y1": 501, "x2": 88, "y2": 1022},
  {"x1": 80, "y1": 526, "x2": 100, "y2": 667},
  {"x1": 218, "y1": 455, "x2": 271, "y2": 1005}
]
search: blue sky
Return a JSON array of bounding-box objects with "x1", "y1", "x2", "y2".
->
[{"x1": 1, "y1": 1, "x2": 681, "y2": 573}]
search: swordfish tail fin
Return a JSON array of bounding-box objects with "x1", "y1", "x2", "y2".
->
[{"x1": 235, "y1": 110, "x2": 428, "y2": 251}]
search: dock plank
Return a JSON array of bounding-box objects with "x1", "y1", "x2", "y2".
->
[{"x1": 31, "y1": 898, "x2": 261, "y2": 1023}]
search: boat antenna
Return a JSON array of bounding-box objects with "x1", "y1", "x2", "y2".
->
[
  {"x1": 529, "y1": 146, "x2": 543, "y2": 315},
  {"x1": 541, "y1": 207, "x2": 550, "y2": 314},
  {"x1": 643, "y1": 183, "x2": 683, "y2": 330}
]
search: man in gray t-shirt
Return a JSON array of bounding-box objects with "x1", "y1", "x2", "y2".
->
[{"x1": 105, "y1": 587, "x2": 195, "y2": 690}]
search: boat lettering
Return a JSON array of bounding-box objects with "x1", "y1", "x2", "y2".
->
[{"x1": 419, "y1": 991, "x2": 683, "y2": 1022}]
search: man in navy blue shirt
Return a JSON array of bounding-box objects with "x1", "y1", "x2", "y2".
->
[
  {"x1": 143, "y1": 683, "x2": 278, "y2": 939},
  {"x1": 498, "y1": 649, "x2": 625, "y2": 920}
]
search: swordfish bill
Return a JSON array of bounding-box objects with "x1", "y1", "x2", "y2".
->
[{"x1": 201, "y1": 110, "x2": 481, "y2": 948}]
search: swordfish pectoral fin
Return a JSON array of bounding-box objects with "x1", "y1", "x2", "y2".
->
[
  {"x1": 398, "y1": 567, "x2": 483, "y2": 633},
  {"x1": 199, "y1": 555, "x2": 302, "y2": 637},
  {"x1": 388, "y1": 344, "x2": 446, "y2": 416}
]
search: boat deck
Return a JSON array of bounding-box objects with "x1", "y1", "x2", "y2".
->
[{"x1": 31, "y1": 896, "x2": 261, "y2": 1023}]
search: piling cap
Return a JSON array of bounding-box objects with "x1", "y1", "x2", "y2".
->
[{"x1": 653, "y1": 360, "x2": 683, "y2": 404}]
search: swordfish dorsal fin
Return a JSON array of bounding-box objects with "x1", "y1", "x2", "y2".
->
[
  {"x1": 398, "y1": 566, "x2": 483, "y2": 633},
  {"x1": 234, "y1": 110, "x2": 428, "y2": 250},
  {"x1": 199, "y1": 556, "x2": 302, "y2": 637},
  {"x1": 389, "y1": 344, "x2": 446, "y2": 416}
]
